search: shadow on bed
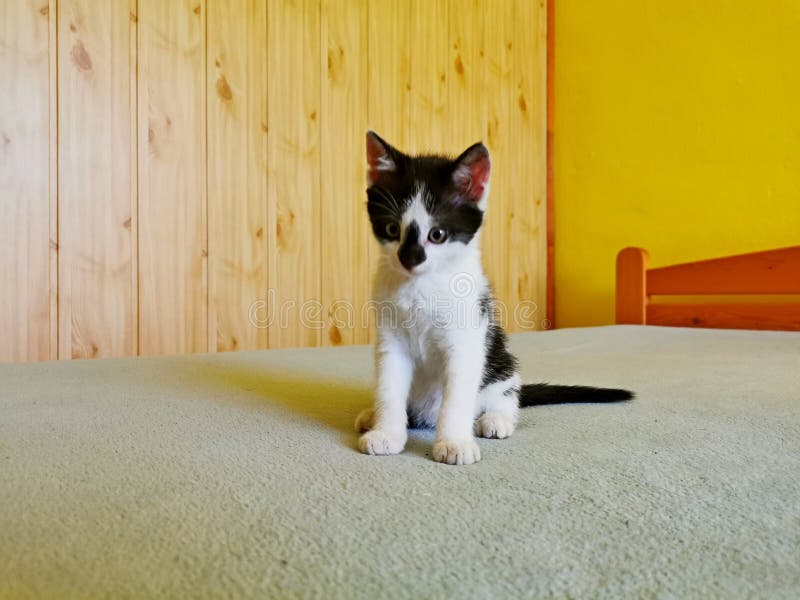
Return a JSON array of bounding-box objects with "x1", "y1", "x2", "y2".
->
[{"x1": 193, "y1": 360, "x2": 435, "y2": 460}]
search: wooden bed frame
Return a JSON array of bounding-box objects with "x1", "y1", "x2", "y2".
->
[{"x1": 616, "y1": 246, "x2": 800, "y2": 331}]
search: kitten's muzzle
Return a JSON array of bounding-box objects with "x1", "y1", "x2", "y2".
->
[
  {"x1": 398, "y1": 220, "x2": 426, "y2": 271},
  {"x1": 398, "y1": 244, "x2": 426, "y2": 271}
]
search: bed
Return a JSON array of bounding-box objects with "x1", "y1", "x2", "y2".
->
[
  {"x1": 616, "y1": 245, "x2": 800, "y2": 330},
  {"x1": 2, "y1": 324, "x2": 799, "y2": 598}
]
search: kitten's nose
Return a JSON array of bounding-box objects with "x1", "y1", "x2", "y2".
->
[
  {"x1": 399, "y1": 245, "x2": 426, "y2": 271},
  {"x1": 398, "y1": 221, "x2": 426, "y2": 271}
]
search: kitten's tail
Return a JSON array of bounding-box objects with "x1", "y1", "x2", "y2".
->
[{"x1": 519, "y1": 383, "x2": 633, "y2": 407}]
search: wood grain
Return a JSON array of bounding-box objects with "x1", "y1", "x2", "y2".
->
[
  {"x1": 137, "y1": 0, "x2": 207, "y2": 355},
  {"x1": 408, "y1": 0, "x2": 448, "y2": 153},
  {"x1": 207, "y1": 0, "x2": 269, "y2": 352},
  {"x1": 648, "y1": 303, "x2": 800, "y2": 332},
  {"x1": 129, "y1": 0, "x2": 139, "y2": 355},
  {"x1": 1, "y1": 0, "x2": 549, "y2": 361},
  {"x1": 267, "y1": 0, "x2": 321, "y2": 348},
  {"x1": 49, "y1": 0, "x2": 59, "y2": 360},
  {"x1": 321, "y1": 0, "x2": 370, "y2": 346},
  {"x1": 367, "y1": 0, "x2": 411, "y2": 149},
  {"x1": 617, "y1": 245, "x2": 800, "y2": 331},
  {"x1": 0, "y1": 0, "x2": 53, "y2": 363},
  {"x1": 647, "y1": 246, "x2": 800, "y2": 295},
  {"x1": 447, "y1": 0, "x2": 487, "y2": 149},
  {"x1": 366, "y1": 0, "x2": 411, "y2": 345},
  {"x1": 481, "y1": 1, "x2": 513, "y2": 328},
  {"x1": 508, "y1": 0, "x2": 548, "y2": 331},
  {"x1": 58, "y1": 0, "x2": 137, "y2": 359},
  {"x1": 616, "y1": 247, "x2": 650, "y2": 325}
]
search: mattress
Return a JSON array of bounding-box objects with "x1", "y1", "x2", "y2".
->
[{"x1": 1, "y1": 325, "x2": 798, "y2": 598}]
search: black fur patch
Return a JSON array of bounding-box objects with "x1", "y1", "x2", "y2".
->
[
  {"x1": 428, "y1": 195, "x2": 483, "y2": 244},
  {"x1": 367, "y1": 186, "x2": 407, "y2": 243},
  {"x1": 481, "y1": 323, "x2": 518, "y2": 388},
  {"x1": 398, "y1": 222, "x2": 426, "y2": 270},
  {"x1": 366, "y1": 142, "x2": 484, "y2": 245},
  {"x1": 479, "y1": 291, "x2": 518, "y2": 388}
]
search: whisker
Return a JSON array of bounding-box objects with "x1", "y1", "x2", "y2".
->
[{"x1": 372, "y1": 186, "x2": 401, "y2": 214}]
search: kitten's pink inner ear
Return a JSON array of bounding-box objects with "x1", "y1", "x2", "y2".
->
[
  {"x1": 366, "y1": 132, "x2": 395, "y2": 186},
  {"x1": 453, "y1": 144, "x2": 491, "y2": 202}
]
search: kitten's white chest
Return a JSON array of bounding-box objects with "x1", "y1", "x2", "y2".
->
[
  {"x1": 374, "y1": 278, "x2": 433, "y2": 361},
  {"x1": 392, "y1": 281, "x2": 442, "y2": 363}
]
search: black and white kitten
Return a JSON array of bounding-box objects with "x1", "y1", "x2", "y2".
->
[{"x1": 355, "y1": 132, "x2": 632, "y2": 465}]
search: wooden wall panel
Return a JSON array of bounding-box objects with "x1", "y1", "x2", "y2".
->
[
  {"x1": 57, "y1": 0, "x2": 137, "y2": 359},
  {"x1": 0, "y1": 0, "x2": 54, "y2": 363},
  {"x1": 481, "y1": 3, "x2": 513, "y2": 327},
  {"x1": 137, "y1": 0, "x2": 207, "y2": 356},
  {"x1": 367, "y1": 1, "x2": 411, "y2": 148},
  {"x1": 1, "y1": 0, "x2": 548, "y2": 362},
  {"x1": 447, "y1": 0, "x2": 487, "y2": 149},
  {"x1": 207, "y1": 0, "x2": 269, "y2": 352},
  {"x1": 267, "y1": 0, "x2": 321, "y2": 348},
  {"x1": 447, "y1": 0, "x2": 490, "y2": 323},
  {"x1": 508, "y1": 0, "x2": 548, "y2": 331},
  {"x1": 320, "y1": 0, "x2": 369, "y2": 346},
  {"x1": 408, "y1": 0, "x2": 449, "y2": 152},
  {"x1": 366, "y1": 0, "x2": 411, "y2": 345}
]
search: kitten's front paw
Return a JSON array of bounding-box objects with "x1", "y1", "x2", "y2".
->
[
  {"x1": 475, "y1": 413, "x2": 516, "y2": 439},
  {"x1": 358, "y1": 429, "x2": 406, "y2": 456},
  {"x1": 432, "y1": 439, "x2": 481, "y2": 466},
  {"x1": 354, "y1": 408, "x2": 375, "y2": 433}
]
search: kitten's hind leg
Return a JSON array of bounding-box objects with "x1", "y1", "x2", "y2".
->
[
  {"x1": 475, "y1": 375, "x2": 520, "y2": 439},
  {"x1": 354, "y1": 407, "x2": 375, "y2": 433}
]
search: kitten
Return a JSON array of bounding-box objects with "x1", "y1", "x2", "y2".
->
[{"x1": 355, "y1": 131, "x2": 632, "y2": 465}]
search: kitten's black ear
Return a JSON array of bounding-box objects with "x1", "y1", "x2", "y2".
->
[
  {"x1": 366, "y1": 131, "x2": 400, "y2": 186},
  {"x1": 451, "y1": 142, "x2": 491, "y2": 204}
]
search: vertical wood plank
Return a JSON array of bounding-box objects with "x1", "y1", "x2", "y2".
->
[
  {"x1": 207, "y1": 0, "x2": 269, "y2": 352},
  {"x1": 367, "y1": 1, "x2": 410, "y2": 150},
  {"x1": 320, "y1": 0, "x2": 369, "y2": 346},
  {"x1": 129, "y1": 0, "x2": 139, "y2": 353},
  {"x1": 508, "y1": 0, "x2": 547, "y2": 330},
  {"x1": 408, "y1": 0, "x2": 448, "y2": 153},
  {"x1": 267, "y1": 0, "x2": 321, "y2": 348},
  {"x1": 138, "y1": 0, "x2": 207, "y2": 355},
  {"x1": 366, "y1": 0, "x2": 411, "y2": 344},
  {"x1": 616, "y1": 247, "x2": 649, "y2": 325},
  {"x1": 447, "y1": 0, "x2": 487, "y2": 150},
  {"x1": 49, "y1": 0, "x2": 58, "y2": 360},
  {"x1": 0, "y1": 0, "x2": 53, "y2": 363},
  {"x1": 481, "y1": 0, "x2": 513, "y2": 325},
  {"x1": 58, "y1": 0, "x2": 137, "y2": 359}
]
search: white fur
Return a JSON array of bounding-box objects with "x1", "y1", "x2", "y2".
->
[{"x1": 357, "y1": 183, "x2": 519, "y2": 465}]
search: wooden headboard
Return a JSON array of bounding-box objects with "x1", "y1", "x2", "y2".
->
[{"x1": 616, "y1": 246, "x2": 800, "y2": 331}]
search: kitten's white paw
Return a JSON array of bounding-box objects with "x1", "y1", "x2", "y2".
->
[
  {"x1": 432, "y1": 439, "x2": 481, "y2": 465},
  {"x1": 475, "y1": 413, "x2": 516, "y2": 439},
  {"x1": 358, "y1": 429, "x2": 406, "y2": 456},
  {"x1": 354, "y1": 408, "x2": 375, "y2": 433}
]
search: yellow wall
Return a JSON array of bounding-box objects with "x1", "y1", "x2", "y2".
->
[{"x1": 554, "y1": 1, "x2": 800, "y2": 327}]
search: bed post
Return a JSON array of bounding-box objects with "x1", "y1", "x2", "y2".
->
[{"x1": 616, "y1": 247, "x2": 650, "y2": 325}]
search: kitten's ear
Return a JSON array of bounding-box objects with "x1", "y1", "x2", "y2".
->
[
  {"x1": 366, "y1": 131, "x2": 400, "y2": 186},
  {"x1": 451, "y1": 142, "x2": 491, "y2": 204}
]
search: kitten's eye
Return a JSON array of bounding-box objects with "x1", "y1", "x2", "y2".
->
[
  {"x1": 385, "y1": 222, "x2": 400, "y2": 239},
  {"x1": 428, "y1": 227, "x2": 447, "y2": 244}
]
